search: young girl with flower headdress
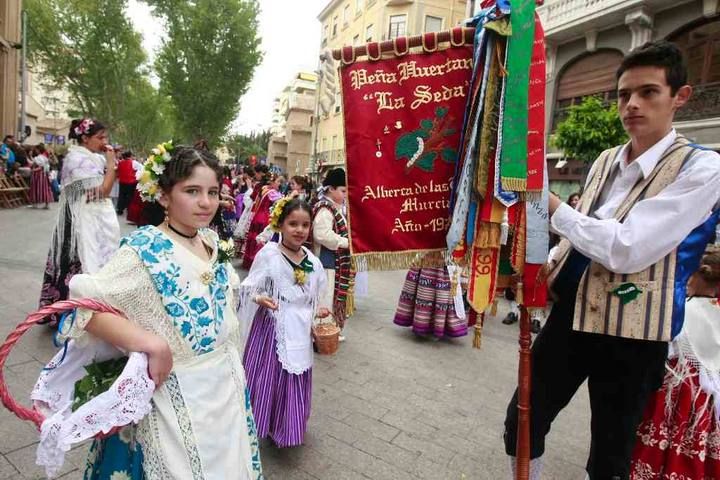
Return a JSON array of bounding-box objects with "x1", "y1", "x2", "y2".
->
[
  {"x1": 34, "y1": 144, "x2": 263, "y2": 479},
  {"x1": 241, "y1": 197, "x2": 330, "y2": 447}
]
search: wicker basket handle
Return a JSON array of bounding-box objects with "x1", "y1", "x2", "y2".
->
[{"x1": 0, "y1": 299, "x2": 123, "y2": 430}]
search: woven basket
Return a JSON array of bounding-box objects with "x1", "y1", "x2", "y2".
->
[
  {"x1": 0, "y1": 299, "x2": 124, "y2": 435},
  {"x1": 313, "y1": 322, "x2": 340, "y2": 355}
]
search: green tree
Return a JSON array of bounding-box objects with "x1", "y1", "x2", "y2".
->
[
  {"x1": 224, "y1": 130, "x2": 271, "y2": 161},
  {"x1": 552, "y1": 96, "x2": 628, "y2": 164},
  {"x1": 24, "y1": 0, "x2": 172, "y2": 151},
  {"x1": 149, "y1": 0, "x2": 263, "y2": 145}
]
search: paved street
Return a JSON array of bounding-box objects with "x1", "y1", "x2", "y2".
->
[{"x1": 0, "y1": 205, "x2": 590, "y2": 479}]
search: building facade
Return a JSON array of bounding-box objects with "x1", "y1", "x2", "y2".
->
[
  {"x1": 315, "y1": 0, "x2": 467, "y2": 175},
  {"x1": 535, "y1": 0, "x2": 720, "y2": 197},
  {"x1": 1, "y1": 1, "x2": 21, "y2": 140},
  {"x1": 24, "y1": 67, "x2": 72, "y2": 148},
  {"x1": 266, "y1": 72, "x2": 318, "y2": 175}
]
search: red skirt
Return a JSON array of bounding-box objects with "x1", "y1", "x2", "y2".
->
[
  {"x1": 631, "y1": 358, "x2": 720, "y2": 479},
  {"x1": 126, "y1": 189, "x2": 147, "y2": 225},
  {"x1": 29, "y1": 169, "x2": 54, "y2": 204}
]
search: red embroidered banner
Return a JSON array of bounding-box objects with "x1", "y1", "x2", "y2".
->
[{"x1": 340, "y1": 47, "x2": 473, "y2": 268}]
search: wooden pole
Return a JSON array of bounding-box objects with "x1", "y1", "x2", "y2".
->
[{"x1": 516, "y1": 304, "x2": 532, "y2": 480}]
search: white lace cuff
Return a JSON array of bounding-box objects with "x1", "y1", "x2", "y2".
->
[{"x1": 35, "y1": 352, "x2": 154, "y2": 478}]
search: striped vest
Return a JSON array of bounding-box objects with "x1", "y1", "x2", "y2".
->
[{"x1": 549, "y1": 136, "x2": 705, "y2": 342}]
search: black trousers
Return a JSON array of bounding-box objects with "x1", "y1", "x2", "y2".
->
[
  {"x1": 116, "y1": 182, "x2": 136, "y2": 214},
  {"x1": 503, "y1": 257, "x2": 668, "y2": 479}
]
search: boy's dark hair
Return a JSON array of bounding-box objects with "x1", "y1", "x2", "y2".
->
[
  {"x1": 243, "y1": 165, "x2": 255, "y2": 176},
  {"x1": 121, "y1": 150, "x2": 133, "y2": 159},
  {"x1": 3, "y1": 135, "x2": 13, "y2": 143},
  {"x1": 277, "y1": 198, "x2": 312, "y2": 226},
  {"x1": 616, "y1": 41, "x2": 688, "y2": 95}
]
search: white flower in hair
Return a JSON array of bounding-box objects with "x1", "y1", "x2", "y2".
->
[{"x1": 151, "y1": 161, "x2": 165, "y2": 176}]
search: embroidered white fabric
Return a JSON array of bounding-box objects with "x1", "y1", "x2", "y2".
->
[
  {"x1": 34, "y1": 352, "x2": 154, "y2": 478},
  {"x1": 62, "y1": 246, "x2": 197, "y2": 361},
  {"x1": 239, "y1": 242, "x2": 325, "y2": 375}
]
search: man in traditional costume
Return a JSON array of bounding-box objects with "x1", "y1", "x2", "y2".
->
[
  {"x1": 313, "y1": 168, "x2": 353, "y2": 340},
  {"x1": 503, "y1": 41, "x2": 720, "y2": 479}
]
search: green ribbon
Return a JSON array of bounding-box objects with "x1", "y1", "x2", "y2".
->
[
  {"x1": 611, "y1": 283, "x2": 643, "y2": 305},
  {"x1": 499, "y1": 0, "x2": 535, "y2": 191}
]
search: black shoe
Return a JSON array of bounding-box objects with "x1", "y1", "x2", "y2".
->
[
  {"x1": 531, "y1": 319, "x2": 541, "y2": 334},
  {"x1": 502, "y1": 312, "x2": 518, "y2": 325}
]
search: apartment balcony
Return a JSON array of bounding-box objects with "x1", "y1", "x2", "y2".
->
[
  {"x1": 316, "y1": 149, "x2": 346, "y2": 168},
  {"x1": 537, "y1": 0, "x2": 691, "y2": 43}
]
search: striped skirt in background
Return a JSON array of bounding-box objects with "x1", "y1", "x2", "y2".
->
[
  {"x1": 242, "y1": 308, "x2": 312, "y2": 448},
  {"x1": 30, "y1": 169, "x2": 54, "y2": 205},
  {"x1": 394, "y1": 267, "x2": 468, "y2": 338}
]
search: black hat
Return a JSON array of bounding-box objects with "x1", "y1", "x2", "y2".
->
[{"x1": 323, "y1": 168, "x2": 346, "y2": 187}]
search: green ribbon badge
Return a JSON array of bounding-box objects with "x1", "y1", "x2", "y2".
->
[{"x1": 611, "y1": 283, "x2": 643, "y2": 305}]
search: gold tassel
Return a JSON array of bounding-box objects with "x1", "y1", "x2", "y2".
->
[
  {"x1": 351, "y1": 249, "x2": 448, "y2": 271},
  {"x1": 474, "y1": 223, "x2": 501, "y2": 249},
  {"x1": 501, "y1": 177, "x2": 528, "y2": 192},
  {"x1": 472, "y1": 318, "x2": 483, "y2": 349},
  {"x1": 490, "y1": 299, "x2": 498, "y2": 317}
]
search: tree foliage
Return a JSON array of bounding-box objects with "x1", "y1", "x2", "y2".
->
[
  {"x1": 223, "y1": 130, "x2": 271, "y2": 161},
  {"x1": 148, "y1": 0, "x2": 263, "y2": 145},
  {"x1": 552, "y1": 96, "x2": 628, "y2": 164},
  {"x1": 24, "y1": 0, "x2": 172, "y2": 151}
]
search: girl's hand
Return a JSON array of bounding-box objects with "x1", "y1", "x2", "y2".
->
[
  {"x1": 145, "y1": 335, "x2": 173, "y2": 387},
  {"x1": 255, "y1": 295, "x2": 278, "y2": 310},
  {"x1": 317, "y1": 307, "x2": 331, "y2": 318}
]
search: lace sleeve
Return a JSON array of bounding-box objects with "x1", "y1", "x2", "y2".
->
[{"x1": 63, "y1": 246, "x2": 194, "y2": 359}]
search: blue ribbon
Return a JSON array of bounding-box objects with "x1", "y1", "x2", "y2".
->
[{"x1": 42, "y1": 309, "x2": 76, "y2": 371}]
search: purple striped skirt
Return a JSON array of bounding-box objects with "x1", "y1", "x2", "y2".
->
[
  {"x1": 242, "y1": 308, "x2": 312, "y2": 448},
  {"x1": 394, "y1": 267, "x2": 468, "y2": 338}
]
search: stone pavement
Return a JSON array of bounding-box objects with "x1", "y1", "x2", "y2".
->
[{"x1": 0, "y1": 205, "x2": 591, "y2": 479}]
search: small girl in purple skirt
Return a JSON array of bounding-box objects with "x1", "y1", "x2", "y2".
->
[{"x1": 240, "y1": 197, "x2": 330, "y2": 447}]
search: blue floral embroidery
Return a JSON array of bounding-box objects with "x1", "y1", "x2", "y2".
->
[
  {"x1": 122, "y1": 226, "x2": 230, "y2": 354},
  {"x1": 190, "y1": 298, "x2": 209, "y2": 314},
  {"x1": 245, "y1": 387, "x2": 263, "y2": 478}
]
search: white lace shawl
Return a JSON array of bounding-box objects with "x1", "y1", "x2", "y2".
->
[
  {"x1": 33, "y1": 347, "x2": 154, "y2": 478},
  {"x1": 239, "y1": 242, "x2": 325, "y2": 374},
  {"x1": 50, "y1": 145, "x2": 119, "y2": 273},
  {"x1": 664, "y1": 297, "x2": 720, "y2": 431},
  {"x1": 62, "y1": 245, "x2": 245, "y2": 360}
]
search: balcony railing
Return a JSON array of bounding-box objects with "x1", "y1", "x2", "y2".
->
[
  {"x1": 315, "y1": 149, "x2": 346, "y2": 168},
  {"x1": 538, "y1": 0, "x2": 681, "y2": 39}
]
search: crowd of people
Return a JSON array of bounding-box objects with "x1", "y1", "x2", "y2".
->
[{"x1": 3, "y1": 40, "x2": 720, "y2": 480}]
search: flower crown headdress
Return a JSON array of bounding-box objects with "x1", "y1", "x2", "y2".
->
[
  {"x1": 268, "y1": 196, "x2": 292, "y2": 232},
  {"x1": 136, "y1": 141, "x2": 174, "y2": 202},
  {"x1": 73, "y1": 119, "x2": 95, "y2": 137}
]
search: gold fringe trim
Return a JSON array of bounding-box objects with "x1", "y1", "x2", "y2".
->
[
  {"x1": 473, "y1": 223, "x2": 501, "y2": 249},
  {"x1": 501, "y1": 177, "x2": 527, "y2": 192},
  {"x1": 351, "y1": 249, "x2": 448, "y2": 271},
  {"x1": 472, "y1": 322, "x2": 483, "y2": 349}
]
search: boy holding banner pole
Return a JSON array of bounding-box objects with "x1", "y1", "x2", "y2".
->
[{"x1": 503, "y1": 42, "x2": 720, "y2": 479}]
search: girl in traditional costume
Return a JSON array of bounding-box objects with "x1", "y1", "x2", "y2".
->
[
  {"x1": 29, "y1": 144, "x2": 54, "y2": 209},
  {"x1": 631, "y1": 245, "x2": 720, "y2": 478},
  {"x1": 242, "y1": 197, "x2": 329, "y2": 447},
  {"x1": 50, "y1": 144, "x2": 263, "y2": 479},
  {"x1": 312, "y1": 168, "x2": 353, "y2": 340},
  {"x1": 39, "y1": 119, "x2": 120, "y2": 325},
  {"x1": 242, "y1": 173, "x2": 282, "y2": 269}
]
